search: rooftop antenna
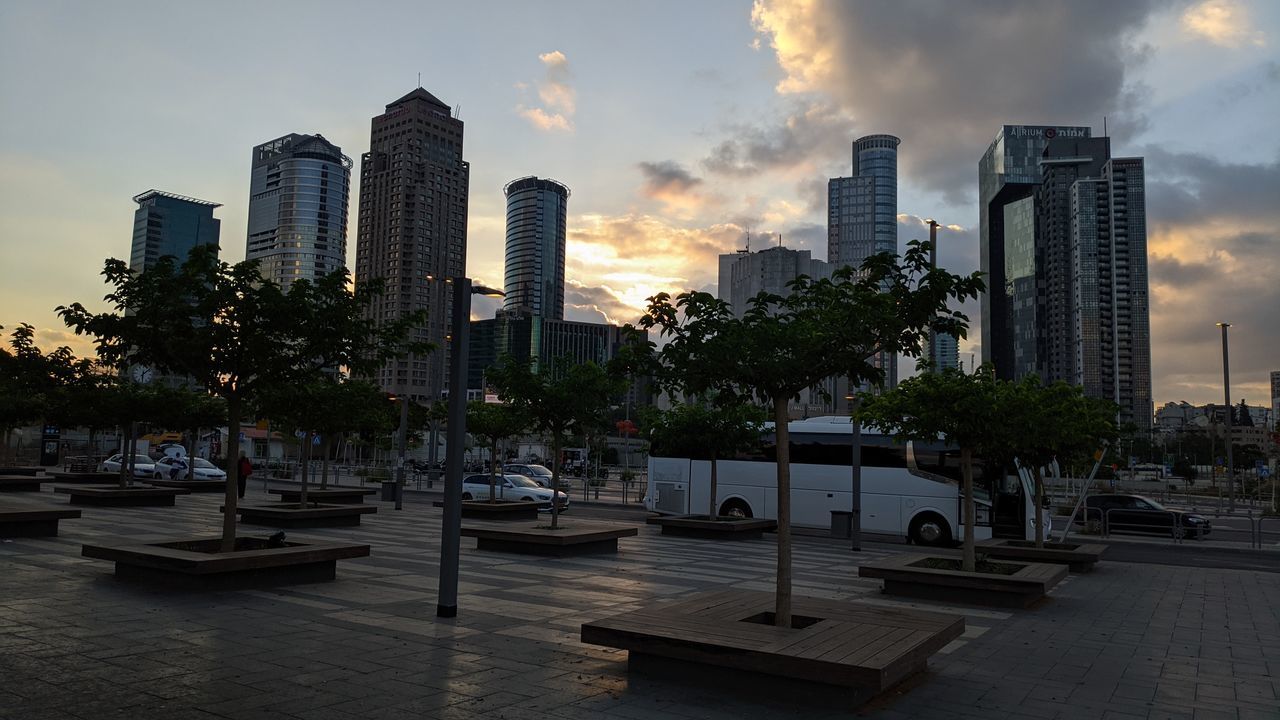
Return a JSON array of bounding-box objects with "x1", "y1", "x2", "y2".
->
[
  {"x1": 744, "y1": 228, "x2": 751, "y2": 254},
  {"x1": 778, "y1": 233, "x2": 783, "y2": 248},
  {"x1": 417, "y1": 72, "x2": 422, "y2": 88},
  {"x1": 1103, "y1": 115, "x2": 1107, "y2": 137}
]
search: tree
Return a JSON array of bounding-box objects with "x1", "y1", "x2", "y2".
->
[
  {"x1": 0, "y1": 324, "x2": 63, "y2": 460},
  {"x1": 637, "y1": 240, "x2": 983, "y2": 626},
  {"x1": 859, "y1": 366, "x2": 1008, "y2": 572},
  {"x1": 465, "y1": 401, "x2": 530, "y2": 503},
  {"x1": 58, "y1": 247, "x2": 425, "y2": 551},
  {"x1": 1002, "y1": 375, "x2": 1118, "y2": 548},
  {"x1": 487, "y1": 356, "x2": 625, "y2": 529},
  {"x1": 646, "y1": 400, "x2": 766, "y2": 518}
]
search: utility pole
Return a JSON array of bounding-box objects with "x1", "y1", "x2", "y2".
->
[
  {"x1": 926, "y1": 219, "x2": 941, "y2": 370},
  {"x1": 1218, "y1": 322, "x2": 1235, "y2": 511}
]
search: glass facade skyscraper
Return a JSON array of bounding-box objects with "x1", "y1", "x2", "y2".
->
[
  {"x1": 503, "y1": 176, "x2": 569, "y2": 320},
  {"x1": 129, "y1": 189, "x2": 221, "y2": 272},
  {"x1": 245, "y1": 133, "x2": 351, "y2": 290}
]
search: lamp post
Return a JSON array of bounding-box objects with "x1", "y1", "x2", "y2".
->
[
  {"x1": 925, "y1": 219, "x2": 941, "y2": 370},
  {"x1": 1218, "y1": 322, "x2": 1234, "y2": 512},
  {"x1": 846, "y1": 392, "x2": 862, "y2": 552},
  {"x1": 395, "y1": 393, "x2": 409, "y2": 510},
  {"x1": 438, "y1": 277, "x2": 505, "y2": 619}
]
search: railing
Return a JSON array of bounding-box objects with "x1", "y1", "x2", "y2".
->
[
  {"x1": 1082, "y1": 507, "x2": 1264, "y2": 549},
  {"x1": 1258, "y1": 516, "x2": 1280, "y2": 549}
]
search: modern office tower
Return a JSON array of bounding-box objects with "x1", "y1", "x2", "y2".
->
[
  {"x1": 245, "y1": 133, "x2": 351, "y2": 289},
  {"x1": 503, "y1": 176, "x2": 569, "y2": 320},
  {"x1": 129, "y1": 190, "x2": 221, "y2": 272},
  {"x1": 828, "y1": 134, "x2": 900, "y2": 404},
  {"x1": 354, "y1": 88, "x2": 469, "y2": 400},
  {"x1": 978, "y1": 125, "x2": 1092, "y2": 378},
  {"x1": 717, "y1": 245, "x2": 832, "y2": 318},
  {"x1": 931, "y1": 333, "x2": 959, "y2": 371},
  {"x1": 1271, "y1": 371, "x2": 1280, "y2": 430}
]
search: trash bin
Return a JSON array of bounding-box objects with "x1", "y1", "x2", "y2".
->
[
  {"x1": 381, "y1": 480, "x2": 398, "y2": 501},
  {"x1": 830, "y1": 510, "x2": 853, "y2": 539}
]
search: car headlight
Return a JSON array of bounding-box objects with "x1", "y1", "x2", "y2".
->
[{"x1": 1185, "y1": 517, "x2": 1204, "y2": 524}]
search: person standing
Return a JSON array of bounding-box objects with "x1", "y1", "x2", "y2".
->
[{"x1": 236, "y1": 453, "x2": 253, "y2": 499}]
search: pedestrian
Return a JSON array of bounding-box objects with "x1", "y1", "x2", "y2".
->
[{"x1": 237, "y1": 453, "x2": 253, "y2": 499}]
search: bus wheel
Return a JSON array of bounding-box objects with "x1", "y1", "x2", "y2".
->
[
  {"x1": 909, "y1": 513, "x2": 952, "y2": 547},
  {"x1": 718, "y1": 499, "x2": 752, "y2": 519}
]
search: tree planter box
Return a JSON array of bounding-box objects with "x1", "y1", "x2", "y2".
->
[
  {"x1": 0, "y1": 475, "x2": 44, "y2": 492},
  {"x1": 654, "y1": 514, "x2": 777, "y2": 540},
  {"x1": 461, "y1": 520, "x2": 638, "y2": 556},
  {"x1": 0, "y1": 506, "x2": 81, "y2": 537},
  {"x1": 53, "y1": 484, "x2": 189, "y2": 507},
  {"x1": 148, "y1": 478, "x2": 228, "y2": 493},
  {"x1": 858, "y1": 554, "x2": 1067, "y2": 609},
  {"x1": 582, "y1": 588, "x2": 964, "y2": 706},
  {"x1": 270, "y1": 488, "x2": 378, "y2": 504},
  {"x1": 0, "y1": 467, "x2": 42, "y2": 476},
  {"x1": 433, "y1": 499, "x2": 541, "y2": 520},
  {"x1": 48, "y1": 471, "x2": 121, "y2": 483},
  {"x1": 81, "y1": 537, "x2": 371, "y2": 590},
  {"x1": 225, "y1": 503, "x2": 377, "y2": 528},
  {"x1": 976, "y1": 539, "x2": 1107, "y2": 573}
]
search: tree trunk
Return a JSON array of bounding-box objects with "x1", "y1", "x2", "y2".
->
[
  {"x1": 709, "y1": 456, "x2": 719, "y2": 519},
  {"x1": 1033, "y1": 465, "x2": 1045, "y2": 548},
  {"x1": 221, "y1": 395, "x2": 242, "y2": 553},
  {"x1": 550, "y1": 435, "x2": 562, "y2": 529},
  {"x1": 488, "y1": 438, "x2": 498, "y2": 503},
  {"x1": 120, "y1": 422, "x2": 133, "y2": 489},
  {"x1": 300, "y1": 430, "x2": 312, "y2": 507},
  {"x1": 186, "y1": 428, "x2": 197, "y2": 481},
  {"x1": 321, "y1": 437, "x2": 331, "y2": 489},
  {"x1": 772, "y1": 395, "x2": 792, "y2": 628},
  {"x1": 961, "y1": 447, "x2": 976, "y2": 573}
]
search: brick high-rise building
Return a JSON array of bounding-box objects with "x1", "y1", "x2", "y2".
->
[{"x1": 354, "y1": 88, "x2": 469, "y2": 400}]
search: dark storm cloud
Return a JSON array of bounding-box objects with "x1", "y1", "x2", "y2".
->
[
  {"x1": 1144, "y1": 148, "x2": 1280, "y2": 226},
  {"x1": 750, "y1": 0, "x2": 1162, "y2": 203},
  {"x1": 637, "y1": 161, "x2": 703, "y2": 194},
  {"x1": 701, "y1": 102, "x2": 853, "y2": 177}
]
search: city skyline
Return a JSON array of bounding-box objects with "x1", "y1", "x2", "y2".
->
[{"x1": 1, "y1": 1, "x2": 1278, "y2": 407}]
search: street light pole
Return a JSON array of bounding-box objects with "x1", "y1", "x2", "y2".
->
[
  {"x1": 395, "y1": 394, "x2": 409, "y2": 511},
  {"x1": 847, "y1": 392, "x2": 862, "y2": 552},
  {"x1": 926, "y1": 219, "x2": 940, "y2": 371},
  {"x1": 1218, "y1": 322, "x2": 1235, "y2": 512}
]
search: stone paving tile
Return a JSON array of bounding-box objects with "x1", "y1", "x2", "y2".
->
[{"x1": 2, "y1": 487, "x2": 1279, "y2": 719}]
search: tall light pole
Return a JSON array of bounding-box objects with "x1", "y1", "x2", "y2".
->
[
  {"x1": 846, "y1": 392, "x2": 862, "y2": 552},
  {"x1": 925, "y1": 219, "x2": 941, "y2": 371},
  {"x1": 394, "y1": 393, "x2": 410, "y2": 510},
  {"x1": 438, "y1": 277, "x2": 505, "y2": 619},
  {"x1": 1218, "y1": 322, "x2": 1235, "y2": 511}
]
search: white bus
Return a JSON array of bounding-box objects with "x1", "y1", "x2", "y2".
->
[{"x1": 646, "y1": 416, "x2": 1048, "y2": 546}]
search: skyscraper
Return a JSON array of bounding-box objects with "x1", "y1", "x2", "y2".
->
[
  {"x1": 129, "y1": 190, "x2": 221, "y2": 272},
  {"x1": 245, "y1": 133, "x2": 351, "y2": 290},
  {"x1": 717, "y1": 245, "x2": 832, "y2": 319},
  {"x1": 503, "y1": 176, "x2": 569, "y2": 319},
  {"x1": 354, "y1": 88, "x2": 469, "y2": 400},
  {"x1": 829, "y1": 134, "x2": 900, "y2": 401}
]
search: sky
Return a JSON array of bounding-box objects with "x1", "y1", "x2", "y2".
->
[{"x1": 1, "y1": 0, "x2": 1277, "y2": 408}]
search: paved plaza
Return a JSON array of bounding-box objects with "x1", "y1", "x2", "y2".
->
[{"x1": 2, "y1": 487, "x2": 1279, "y2": 720}]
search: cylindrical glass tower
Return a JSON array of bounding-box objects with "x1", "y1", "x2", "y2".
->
[
  {"x1": 503, "y1": 176, "x2": 570, "y2": 319},
  {"x1": 851, "y1": 134, "x2": 899, "y2": 256}
]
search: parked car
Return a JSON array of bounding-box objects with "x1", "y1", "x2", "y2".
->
[
  {"x1": 1077, "y1": 494, "x2": 1211, "y2": 539},
  {"x1": 462, "y1": 473, "x2": 568, "y2": 511},
  {"x1": 153, "y1": 456, "x2": 227, "y2": 481},
  {"x1": 98, "y1": 454, "x2": 157, "y2": 478},
  {"x1": 503, "y1": 463, "x2": 556, "y2": 488}
]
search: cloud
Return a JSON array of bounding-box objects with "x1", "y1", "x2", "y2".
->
[
  {"x1": 701, "y1": 101, "x2": 853, "y2": 178},
  {"x1": 516, "y1": 50, "x2": 576, "y2": 132},
  {"x1": 637, "y1": 161, "x2": 719, "y2": 214},
  {"x1": 748, "y1": 0, "x2": 1160, "y2": 202},
  {"x1": 564, "y1": 281, "x2": 642, "y2": 326},
  {"x1": 1181, "y1": 0, "x2": 1267, "y2": 47}
]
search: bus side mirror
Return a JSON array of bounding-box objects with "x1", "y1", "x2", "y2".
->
[{"x1": 1041, "y1": 496, "x2": 1052, "y2": 509}]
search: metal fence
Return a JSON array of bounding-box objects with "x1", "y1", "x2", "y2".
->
[{"x1": 1069, "y1": 507, "x2": 1266, "y2": 549}]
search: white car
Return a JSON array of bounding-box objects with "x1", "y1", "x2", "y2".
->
[
  {"x1": 153, "y1": 456, "x2": 227, "y2": 481},
  {"x1": 98, "y1": 454, "x2": 157, "y2": 478},
  {"x1": 463, "y1": 473, "x2": 569, "y2": 511},
  {"x1": 502, "y1": 463, "x2": 556, "y2": 488}
]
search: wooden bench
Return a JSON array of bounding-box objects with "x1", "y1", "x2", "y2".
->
[
  {"x1": 976, "y1": 539, "x2": 1107, "y2": 573},
  {"x1": 0, "y1": 475, "x2": 44, "y2": 492},
  {"x1": 48, "y1": 471, "x2": 120, "y2": 483},
  {"x1": 270, "y1": 488, "x2": 378, "y2": 504},
  {"x1": 654, "y1": 515, "x2": 777, "y2": 540},
  {"x1": 53, "y1": 484, "x2": 188, "y2": 507},
  {"x1": 148, "y1": 478, "x2": 227, "y2": 493},
  {"x1": 461, "y1": 520, "x2": 638, "y2": 556},
  {"x1": 0, "y1": 467, "x2": 42, "y2": 476},
  {"x1": 859, "y1": 553, "x2": 1067, "y2": 609},
  {"x1": 582, "y1": 588, "x2": 964, "y2": 703},
  {"x1": 434, "y1": 499, "x2": 541, "y2": 520},
  {"x1": 82, "y1": 537, "x2": 370, "y2": 590},
  {"x1": 0, "y1": 505, "x2": 81, "y2": 537},
  {"x1": 226, "y1": 503, "x2": 377, "y2": 528}
]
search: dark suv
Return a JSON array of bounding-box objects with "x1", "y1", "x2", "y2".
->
[{"x1": 1079, "y1": 494, "x2": 1211, "y2": 539}]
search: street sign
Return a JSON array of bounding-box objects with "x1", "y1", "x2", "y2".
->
[{"x1": 313, "y1": 435, "x2": 321, "y2": 445}]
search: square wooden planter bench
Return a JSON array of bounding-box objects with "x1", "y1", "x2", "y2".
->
[
  {"x1": 148, "y1": 478, "x2": 228, "y2": 493},
  {"x1": 582, "y1": 588, "x2": 964, "y2": 707},
  {"x1": 0, "y1": 467, "x2": 42, "y2": 476},
  {"x1": 82, "y1": 536, "x2": 371, "y2": 590},
  {"x1": 976, "y1": 539, "x2": 1107, "y2": 573},
  {"x1": 0, "y1": 505, "x2": 81, "y2": 537},
  {"x1": 654, "y1": 514, "x2": 777, "y2": 540},
  {"x1": 225, "y1": 503, "x2": 377, "y2": 528},
  {"x1": 48, "y1": 471, "x2": 122, "y2": 483},
  {"x1": 0, "y1": 475, "x2": 45, "y2": 492},
  {"x1": 54, "y1": 484, "x2": 189, "y2": 507},
  {"x1": 434, "y1": 499, "x2": 542, "y2": 520},
  {"x1": 461, "y1": 520, "x2": 638, "y2": 556},
  {"x1": 270, "y1": 488, "x2": 378, "y2": 504},
  {"x1": 859, "y1": 554, "x2": 1067, "y2": 609}
]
